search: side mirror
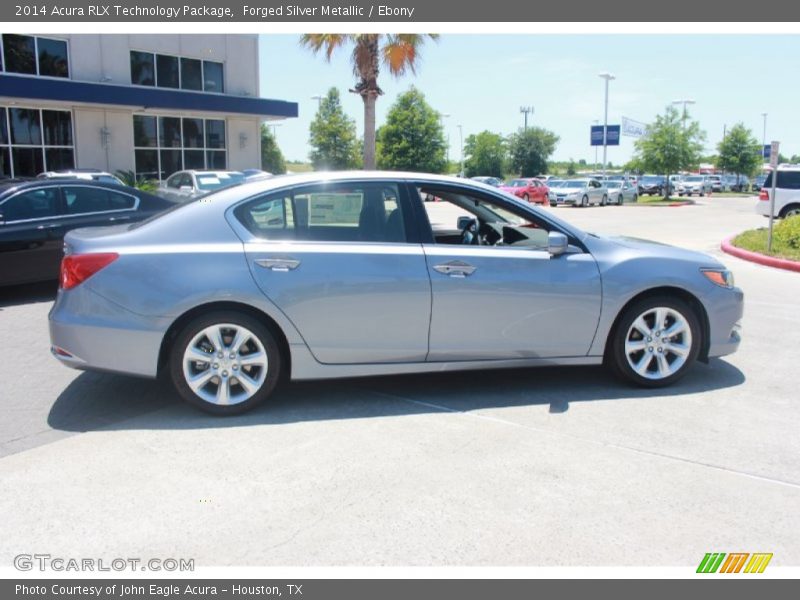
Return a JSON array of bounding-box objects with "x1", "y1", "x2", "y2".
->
[
  {"x1": 457, "y1": 216, "x2": 477, "y2": 231},
  {"x1": 548, "y1": 231, "x2": 569, "y2": 256}
]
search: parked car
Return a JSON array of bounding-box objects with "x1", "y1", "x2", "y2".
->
[
  {"x1": 756, "y1": 166, "x2": 800, "y2": 218},
  {"x1": 638, "y1": 175, "x2": 667, "y2": 196},
  {"x1": 677, "y1": 175, "x2": 711, "y2": 196},
  {"x1": 727, "y1": 175, "x2": 749, "y2": 192},
  {"x1": 38, "y1": 169, "x2": 124, "y2": 186},
  {"x1": 552, "y1": 178, "x2": 608, "y2": 207},
  {"x1": 669, "y1": 174, "x2": 685, "y2": 190},
  {"x1": 242, "y1": 169, "x2": 273, "y2": 182},
  {"x1": 0, "y1": 179, "x2": 174, "y2": 287},
  {"x1": 752, "y1": 174, "x2": 767, "y2": 192},
  {"x1": 707, "y1": 175, "x2": 727, "y2": 193},
  {"x1": 470, "y1": 176, "x2": 503, "y2": 187},
  {"x1": 158, "y1": 170, "x2": 246, "y2": 202},
  {"x1": 49, "y1": 171, "x2": 743, "y2": 415},
  {"x1": 605, "y1": 180, "x2": 639, "y2": 204},
  {"x1": 500, "y1": 178, "x2": 549, "y2": 204}
]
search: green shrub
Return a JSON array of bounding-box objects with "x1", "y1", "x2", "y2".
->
[
  {"x1": 114, "y1": 170, "x2": 159, "y2": 193},
  {"x1": 774, "y1": 215, "x2": 800, "y2": 249}
]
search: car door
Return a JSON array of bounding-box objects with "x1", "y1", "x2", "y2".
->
[
  {"x1": 61, "y1": 184, "x2": 139, "y2": 229},
  {"x1": 0, "y1": 185, "x2": 65, "y2": 285},
  {"x1": 412, "y1": 182, "x2": 602, "y2": 360},
  {"x1": 238, "y1": 180, "x2": 432, "y2": 364}
]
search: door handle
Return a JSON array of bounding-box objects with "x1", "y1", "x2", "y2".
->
[
  {"x1": 255, "y1": 257, "x2": 301, "y2": 272},
  {"x1": 108, "y1": 215, "x2": 131, "y2": 222},
  {"x1": 37, "y1": 223, "x2": 62, "y2": 230},
  {"x1": 432, "y1": 260, "x2": 477, "y2": 278}
]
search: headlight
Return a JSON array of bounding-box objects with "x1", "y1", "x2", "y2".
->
[{"x1": 701, "y1": 268, "x2": 735, "y2": 289}]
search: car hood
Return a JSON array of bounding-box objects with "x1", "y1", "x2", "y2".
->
[
  {"x1": 681, "y1": 181, "x2": 704, "y2": 186},
  {"x1": 557, "y1": 186, "x2": 585, "y2": 193},
  {"x1": 601, "y1": 234, "x2": 722, "y2": 265}
]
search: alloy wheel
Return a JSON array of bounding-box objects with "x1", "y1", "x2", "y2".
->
[{"x1": 623, "y1": 306, "x2": 693, "y2": 381}]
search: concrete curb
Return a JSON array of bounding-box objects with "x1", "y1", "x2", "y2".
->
[
  {"x1": 721, "y1": 235, "x2": 800, "y2": 273},
  {"x1": 630, "y1": 200, "x2": 695, "y2": 207}
]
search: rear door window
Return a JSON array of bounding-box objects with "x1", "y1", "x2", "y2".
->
[
  {"x1": 0, "y1": 187, "x2": 61, "y2": 222},
  {"x1": 765, "y1": 171, "x2": 800, "y2": 189}
]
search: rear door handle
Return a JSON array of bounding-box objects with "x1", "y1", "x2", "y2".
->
[
  {"x1": 37, "y1": 223, "x2": 62, "y2": 229},
  {"x1": 255, "y1": 257, "x2": 301, "y2": 272},
  {"x1": 432, "y1": 260, "x2": 477, "y2": 278}
]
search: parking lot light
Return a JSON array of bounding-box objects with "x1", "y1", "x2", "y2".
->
[{"x1": 598, "y1": 73, "x2": 615, "y2": 181}]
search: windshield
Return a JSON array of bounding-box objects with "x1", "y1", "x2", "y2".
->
[
  {"x1": 605, "y1": 181, "x2": 622, "y2": 188},
  {"x1": 548, "y1": 180, "x2": 565, "y2": 187},
  {"x1": 507, "y1": 179, "x2": 528, "y2": 187},
  {"x1": 196, "y1": 173, "x2": 245, "y2": 191},
  {"x1": 641, "y1": 177, "x2": 660, "y2": 183},
  {"x1": 685, "y1": 176, "x2": 704, "y2": 182},
  {"x1": 565, "y1": 180, "x2": 587, "y2": 187}
]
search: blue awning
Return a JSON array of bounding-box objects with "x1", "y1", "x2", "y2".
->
[{"x1": 0, "y1": 74, "x2": 298, "y2": 118}]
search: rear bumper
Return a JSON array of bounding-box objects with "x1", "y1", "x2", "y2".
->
[{"x1": 49, "y1": 285, "x2": 170, "y2": 378}]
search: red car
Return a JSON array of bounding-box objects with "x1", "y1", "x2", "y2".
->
[{"x1": 500, "y1": 178, "x2": 549, "y2": 204}]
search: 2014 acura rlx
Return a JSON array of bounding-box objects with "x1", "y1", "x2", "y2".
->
[{"x1": 49, "y1": 172, "x2": 743, "y2": 415}]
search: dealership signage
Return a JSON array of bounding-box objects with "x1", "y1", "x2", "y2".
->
[
  {"x1": 622, "y1": 116, "x2": 649, "y2": 137},
  {"x1": 591, "y1": 125, "x2": 621, "y2": 146}
]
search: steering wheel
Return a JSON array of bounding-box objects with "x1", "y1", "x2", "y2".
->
[{"x1": 460, "y1": 218, "x2": 481, "y2": 245}]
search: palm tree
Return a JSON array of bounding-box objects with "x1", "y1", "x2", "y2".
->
[{"x1": 300, "y1": 34, "x2": 438, "y2": 170}]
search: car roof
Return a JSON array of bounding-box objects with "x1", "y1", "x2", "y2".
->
[{"x1": 0, "y1": 178, "x2": 136, "y2": 197}]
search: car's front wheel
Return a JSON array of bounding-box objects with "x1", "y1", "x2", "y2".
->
[
  {"x1": 617, "y1": 194, "x2": 624, "y2": 205},
  {"x1": 607, "y1": 296, "x2": 700, "y2": 388},
  {"x1": 169, "y1": 311, "x2": 282, "y2": 415},
  {"x1": 522, "y1": 193, "x2": 529, "y2": 202},
  {"x1": 600, "y1": 194, "x2": 608, "y2": 206}
]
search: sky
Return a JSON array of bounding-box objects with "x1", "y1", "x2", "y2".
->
[{"x1": 259, "y1": 34, "x2": 800, "y2": 166}]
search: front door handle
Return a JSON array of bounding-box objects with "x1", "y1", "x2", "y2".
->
[
  {"x1": 255, "y1": 257, "x2": 301, "y2": 272},
  {"x1": 432, "y1": 260, "x2": 477, "y2": 278}
]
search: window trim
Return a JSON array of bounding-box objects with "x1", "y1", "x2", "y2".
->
[
  {"x1": 59, "y1": 184, "x2": 140, "y2": 218},
  {"x1": 0, "y1": 34, "x2": 71, "y2": 80}
]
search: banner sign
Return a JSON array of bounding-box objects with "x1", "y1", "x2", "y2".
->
[
  {"x1": 622, "y1": 117, "x2": 649, "y2": 137},
  {"x1": 591, "y1": 125, "x2": 621, "y2": 146}
]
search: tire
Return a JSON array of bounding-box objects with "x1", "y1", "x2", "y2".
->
[
  {"x1": 780, "y1": 205, "x2": 800, "y2": 218},
  {"x1": 617, "y1": 194, "x2": 624, "y2": 205},
  {"x1": 606, "y1": 295, "x2": 701, "y2": 388},
  {"x1": 600, "y1": 194, "x2": 608, "y2": 206},
  {"x1": 581, "y1": 195, "x2": 589, "y2": 207},
  {"x1": 632, "y1": 194, "x2": 638, "y2": 203},
  {"x1": 169, "y1": 310, "x2": 282, "y2": 415},
  {"x1": 522, "y1": 193, "x2": 529, "y2": 202},
  {"x1": 550, "y1": 203, "x2": 556, "y2": 207}
]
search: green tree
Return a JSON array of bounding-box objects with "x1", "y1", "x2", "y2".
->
[
  {"x1": 632, "y1": 106, "x2": 705, "y2": 198},
  {"x1": 300, "y1": 34, "x2": 438, "y2": 170},
  {"x1": 260, "y1": 125, "x2": 286, "y2": 174},
  {"x1": 308, "y1": 88, "x2": 361, "y2": 170},
  {"x1": 507, "y1": 127, "x2": 559, "y2": 177},
  {"x1": 716, "y1": 123, "x2": 762, "y2": 186},
  {"x1": 566, "y1": 159, "x2": 577, "y2": 176},
  {"x1": 375, "y1": 87, "x2": 447, "y2": 173},
  {"x1": 463, "y1": 131, "x2": 506, "y2": 178}
]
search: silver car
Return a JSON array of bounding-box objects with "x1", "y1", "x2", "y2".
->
[
  {"x1": 159, "y1": 170, "x2": 246, "y2": 202},
  {"x1": 678, "y1": 175, "x2": 711, "y2": 196},
  {"x1": 552, "y1": 178, "x2": 609, "y2": 207},
  {"x1": 49, "y1": 171, "x2": 743, "y2": 415},
  {"x1": 604, "y1": 180, "x2": 639, "y2": 205}
]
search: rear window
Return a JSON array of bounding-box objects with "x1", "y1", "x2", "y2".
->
[{"x1": 763, "y1": 171, "x2": 800, "y2": 190}]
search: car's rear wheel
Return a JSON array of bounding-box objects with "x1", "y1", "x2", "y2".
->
[
  {"x1": 169, "y1": 311, "x2": 282, "y2": 415},
  {"x1": 600, "y1": 194, "x2": 608, "y2": 206},
  {"x1": 581, "y1": 195, "x2": 589, "y2": 207},
  {"x1": 617, "y1": 194, "x2": 624, "y2": 205},
  {"x1": 522, "y1": 193, "x2": 529, "y2": 202},
  {"x1": 607, "y1": 296, "x2": 700, "y2": 388},
  {"x1": 780, "y1": 204, "x2": 800, "y2": 218}
]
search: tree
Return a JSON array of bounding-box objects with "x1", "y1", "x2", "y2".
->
[
  {"x1": 300, "y1": 34, "x2": 438, "y2": 170},
  {"x1": 463, "y1": 131, "x2": 506, "y2": 178},
  {"x1": 716, "y1": 123, "x2": 762, "y2": 185},
  {"x1": 566, "y1": 159, "x2": 577, "y2": 176},
  {"x1": 260, "y1": 125, "x2": 286, "y2": 174},
  {"x1": 632, "y1": 106, "x2": 705, "y2": 198},
  {"x1": 507, "y1": 127, "x2": 559, "y2": 177},
  {"x1": 375, "y1": 87, "x2": 447, "y2": 173},
  {"x1": 308, "y1": 88, "x2": 361, "y2": 170}
]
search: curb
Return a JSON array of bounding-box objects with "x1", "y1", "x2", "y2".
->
[
  {"x1": 630, "y1": 200, "x2": 694, "y2": 207},
  {"x1": 721, "y1": 235, "x2": 800, "y2": 273}
]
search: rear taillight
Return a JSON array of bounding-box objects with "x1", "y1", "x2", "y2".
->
[
  {"x1": 60, "y1": 253, "x2": 119, "y2": 290},
  {"x1": 759, "y1": 189, "x2": 769, "y2": 201}
]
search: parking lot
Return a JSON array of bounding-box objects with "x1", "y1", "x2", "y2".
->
[{"x1": 0, "y1": 195, "x2": 798, "y2": 567}]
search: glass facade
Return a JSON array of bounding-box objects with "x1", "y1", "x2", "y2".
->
[
  {"x1": 0, "y1": 107, "x2": 74, "y2": 178},
  {"x1": 1, "y1": 34, "x2": 69, "y2": 78},
  {"x1": 131, "y1": 51, "x2": 224, "y2": 93}
]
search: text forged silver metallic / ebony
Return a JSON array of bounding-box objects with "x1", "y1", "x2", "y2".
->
[{"x1": 49, "y1": 171, "x2": 743, "y2": 415}]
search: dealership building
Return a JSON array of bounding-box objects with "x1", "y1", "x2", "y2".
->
[{"x1": 0, "y1": 34, "x2": 298, "y2": 179}]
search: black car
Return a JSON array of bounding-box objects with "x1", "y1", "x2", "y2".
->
[
  {"x1": 752, "y1": 174, "x2": 767, "y2": 192},
  {"x1": 0, "y1": 179, "x2": 174, "y2": 287},
  {"x1": 638, "y1": 175, "x2": 667, "y2": 195}
]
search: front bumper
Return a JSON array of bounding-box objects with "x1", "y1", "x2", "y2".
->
[{"x1": 706, "y1": 286, "x2": 744, "y2": 359}]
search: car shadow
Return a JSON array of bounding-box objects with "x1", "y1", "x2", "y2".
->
[
  {"x1": 0, "y1": 281, "x2": 58, "y2": 309},
  {"x1": 48, "y1": 359, "x2": 745, "y2": 433}
]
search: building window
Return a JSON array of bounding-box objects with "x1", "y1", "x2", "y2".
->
[
  {"x1": 1, "y1": 34, "x2": 69, "y2": 78},
  {"x1": 133, "y1": 115, "x2": 227, "y2": 180},
  {"x1": 0, "y1": 107, "x2": 74, "y2": 177},
  {"x1": 129, "y1": 50, "x2": 223, "y2": 93}
]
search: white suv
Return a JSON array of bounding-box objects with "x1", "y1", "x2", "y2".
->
[{"x1": 756, "y1": 166, "x2": 800, "y2": 218}]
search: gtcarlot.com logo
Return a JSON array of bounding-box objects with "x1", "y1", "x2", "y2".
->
[
  {"x1": 696, "y1": 552, "x2": 773, "y2": 574},
  {"x1": 14, "y1": 554, "x2": 194, "y2": 572}
]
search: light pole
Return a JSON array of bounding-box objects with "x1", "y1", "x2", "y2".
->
[
  {"x1": 438, "y1": 112, "x2": 451, "y2": 164},
  {"x1": 520, "y1": 105, "x2": 534, "y2": 131},
  {"x1": 761, "y1": 112, "x2": 768, "y2": 159},
  {"x1": 598, "y1": 73, "x2": 615, "y2": 180},
  {"x1": 457, "y1": 124, "x2": 464, "y2": 177},
  {"x1": 672, "y1": 99, "x2": 696, "y2": 130},
  {"x1": 311, "y1": 95, "x2": 323, "y2": 110},
  {"x1": 592, "y1": 119, "x2": 600, "y2": 173},
  {"x1": 269, "y1": 123, "x2": 282, "y2": 139}
]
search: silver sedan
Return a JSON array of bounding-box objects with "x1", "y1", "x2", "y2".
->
[
  {"x1": 552, "y1": 178, "x2": 609, "y2": 207},
  {"x1": 604, "y1": 180, "x2": 639, "y2": 205},
  {"x1": 50, "y1": 172, "x2": 743, "y2": 415}
]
